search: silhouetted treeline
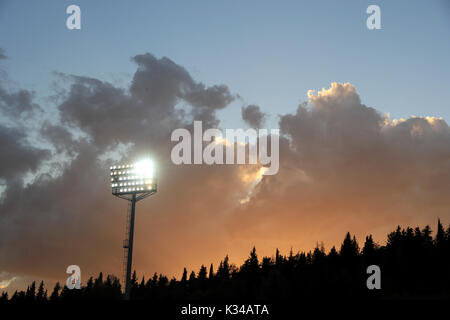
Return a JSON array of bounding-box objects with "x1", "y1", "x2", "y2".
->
[{"x1": 2, "y1": 219, "x2": 450, "y2": 302}]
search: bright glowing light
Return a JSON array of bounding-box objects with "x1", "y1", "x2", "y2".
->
[
  {"x1": 134, "y1": 160, "x2": 154, "y2": 179},
  {"x1": 111, "y1": 159, "x2": 156, "y2": 194}
]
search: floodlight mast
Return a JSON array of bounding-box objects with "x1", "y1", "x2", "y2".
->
[{"x1": 110, "y1": 161, "x2": 157, "y2": 300}]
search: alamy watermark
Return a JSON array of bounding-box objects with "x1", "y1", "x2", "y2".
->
[
  {"x1": 66, "y1": 5, "x2": 81, "y2": 30},
  {"x1": 65, "y1": 4, "x2": 381, "y2": 31},
  {"x1": 366, "y1": 5, "x2": 381, "y2": 30},
  {"x1": 171, "y1": 121, "x2": 279, "y2": 175},
  {"x1": 366, "y1": 265, "x2": 381, "y2": 289},
  {"x1": 66, "y1": 265, "x2": 81, "y2": 289}
]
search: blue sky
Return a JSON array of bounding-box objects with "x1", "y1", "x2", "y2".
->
[{"x1": 1, "y1": 0, "x2": 449, "y2": 128}]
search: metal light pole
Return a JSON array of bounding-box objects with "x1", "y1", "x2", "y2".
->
[
  {"x1": 110, "y1": 160, "x2": 157, "y2": 300},
  {"x1": 123, "y1": 193, "x2": 136, "y2": 300}
]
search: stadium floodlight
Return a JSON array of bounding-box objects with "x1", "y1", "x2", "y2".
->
[
  {"x1": 110, "y1": 160, "x2": 157, "y2": 198},
  {"x1": 110, "y1": 159, "x2": 157, "y2": 300}
]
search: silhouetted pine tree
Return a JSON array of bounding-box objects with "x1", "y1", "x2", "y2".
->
[
  {"x1": 340, "y1": 232, "x2": 359, "y2": 258},
  {"x1": 188, "y1": 271, "x2": 196, "y2": 282},
  {"x1": 25, "y1": 281, "x2": 36, "y2": 302},
  {"x1": 436, "y1": 218, "x2": 445, "y2": 246},
  {"x1": 208, "y1": 264, "x2": 214, "y2": 279},
  {"x1": 216, "y1": 255, "x2": 231, "y2": 280},
  {"x1": 94, "y1": 272, "x2": 103, "y2": 289},
  {"x1": 36, "y1": 281, "x2": 47, "y2": 302},
  {"x1": 50, "y1": 282, "x2": 61, "y2": 301},
  {"x1": 180, "y1": 268, "x2": 187, "y2": 286},
  {"x1": 0, "y1": 292, "x2": 8, "y2": 302},
  {"x1": 84, "y1": 276, "x2": 94, "y2": 298}
]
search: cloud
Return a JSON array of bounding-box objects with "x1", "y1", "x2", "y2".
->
[
  {"x1": 58, "y1": 54, "x2": 235, "y2": 150},
  {"x1": 130, "y1": 53, "x2": 234, "y2": 127},
  {"x1": 0, "y1": 59, "x2": 50, "y2": 190},
  {"x1": 226, "y1": 82, "x2": 450, "y2": 254},
  {"x1": 1, "y1": 52, "x2": 450, "y2": 297},
  {"x1": 0, "y1": 53, "x2": 246, "y2": 292},
  {"x1": 242, "y1": 104, "x2": 266, "y2": 128},
  {"x1": 0, "y1": 85, "x2": 41, "y2": 119},
  {"x1": 0, "y1": 272, "x2": 17, "y2": 289},
  {"x1": 0, "y1": 49, "x2": 41, "y2": 119},
  {"x1": 0, "y1": 126, "x2": 50, "y2": 182}
]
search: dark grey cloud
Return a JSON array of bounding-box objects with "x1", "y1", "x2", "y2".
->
[
  {"x1": 58, "y1": 54, "x2": 235, "y2": 150},
  {"x1": 130, "y1": 54, "x2": 234, "y2": 111},
  {"x1": 0, "y1": 48, "x2": 41, "y2": 118},
  {"x1": 131, "y1": 53, "x2": 234, "y2": 128},
  {"x1": 0, "y1": 125, "x2": 50, "y2": 182},
  {"x1": 0, "y1": 141, "x2": 124, "y2": 281},
  {"x1": 40, "y1": 122, "x2": 76, "y2": 155},
  {"x1": 242, "y1": 104, "x2": 266, "y2": 128},
  {"x1": 0, "y1": 59, "x2": 49, "y2": 184},
  {"x1": 0, "y1": 48, "x2": 6, "y2": 60},
  {"x1": 0, "y1": 86, "x2": 40, "y2": 118}
]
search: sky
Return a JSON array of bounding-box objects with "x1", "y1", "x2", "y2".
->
[
  {"x1": 1, "y1": 0, "x2": 450, "y2": 294},
  {"x1": 1, "y1": 0, "x2": 450, "y2": 127}
]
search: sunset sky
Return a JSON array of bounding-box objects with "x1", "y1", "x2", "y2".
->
[{"x1": 1, "y1": 0, "x2": 450, "y2": 294}]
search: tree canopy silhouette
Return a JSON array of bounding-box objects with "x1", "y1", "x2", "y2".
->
[{"x1": 2, "y1": 219, "x2": 450, "y2": 303}]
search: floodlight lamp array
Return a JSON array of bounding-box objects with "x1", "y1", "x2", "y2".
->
[{"x1": 110, "y1": 161, "x2": 157, "y2": 195}]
